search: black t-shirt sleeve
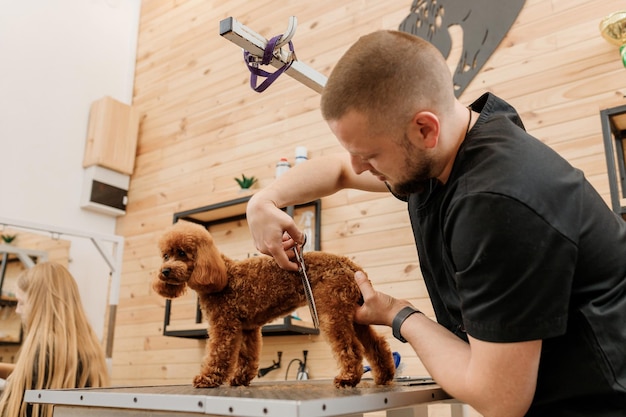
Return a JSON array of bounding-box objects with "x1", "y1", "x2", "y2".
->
[{"x1": 445, "y1": 193, "x2": 577, "y2": 342}]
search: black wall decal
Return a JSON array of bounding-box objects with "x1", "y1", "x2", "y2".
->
[{"x1": 399, "y1": 0, "x2": 526, "y2": 97}]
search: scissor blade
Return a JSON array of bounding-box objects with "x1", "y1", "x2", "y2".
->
[
  {"x1": 294, "y1": 244, "x2": 319, "y2": 329},
  {"x1": 300, "y1": 269, "x2": 319, "y2": 328}
]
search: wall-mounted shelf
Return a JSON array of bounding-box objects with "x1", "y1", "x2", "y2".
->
[
  {"x1": 0, "y1": 296, "x2": 17, "y2": 308},
  {"x1": 0, "y1": 245, "x2": 47, "y2": 345},
  {"x1": 161, "y1": 195, "x2": 322, "y2": 338},
  {"x1": 600, "y1": 105, "x2": 626, "y2": 220},
  {"x1": 163, "y1": 316, "x2": 319, "y2": 339}
]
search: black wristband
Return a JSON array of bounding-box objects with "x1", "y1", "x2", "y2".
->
[{"x1": 392, "y1": 306, "x2": 422, "y2": 343}]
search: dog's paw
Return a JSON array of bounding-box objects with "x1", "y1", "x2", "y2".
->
[
  {"x1": 333, "y1": 374, "x2": 361, "y2": 388},
  {"x1": 229, "y1": 376, "x2": 252, "y2": 387},
  {"x1": 373, "y1": 369, "x2": 395, "y2": 386},
  {"x1": 374, "y1": 374, "x2": 394, "y2": 386},
  {"x1": 193, "y1": 374, "x2": 222, "y2": 388}
]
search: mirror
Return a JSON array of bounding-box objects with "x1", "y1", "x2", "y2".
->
[{"x1": 0, "y1": 229, "x2": 70, "y2": 346}]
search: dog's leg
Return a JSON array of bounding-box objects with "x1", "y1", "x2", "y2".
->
[
  {"x1": 319, "y1": 312, "x2": 365, "y2": 388},
  {"x1": 193, "y1": 322, "x2": 242, "y2": 388},
  {"x1": 229, "y1": 327, "x2": 262, "y2": 386},
  {"x1": 355, "y1": 323, "x2": 395, "y2": 385}
]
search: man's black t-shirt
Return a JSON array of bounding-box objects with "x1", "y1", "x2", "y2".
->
[{"x1": 404, "y1": 93, "x2": 626, "y2": 415}]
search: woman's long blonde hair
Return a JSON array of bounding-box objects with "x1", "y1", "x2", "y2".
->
[{"x1": 0, "y1": 262, "x2": 109, "y2": 417}]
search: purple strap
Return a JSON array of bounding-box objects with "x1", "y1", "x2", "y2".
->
[{"x1": 243, "y1": 34, "x2": 295, "y2": 93}]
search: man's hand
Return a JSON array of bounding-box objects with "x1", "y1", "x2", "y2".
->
[
  {"x1": 246, "y1": 196, "x2": 304, "y2": 271},
  {"x1": 353, "y1": 271, "x2": 411, "y2": 326}
]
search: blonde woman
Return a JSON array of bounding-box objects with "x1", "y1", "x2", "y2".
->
[{"x1": 0, "y1": 262, "x2": 109, "y2": 417}]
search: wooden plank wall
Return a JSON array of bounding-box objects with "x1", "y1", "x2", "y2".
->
[{"x1": 114, "y1": 0, "x2": 626, "y2": 402}]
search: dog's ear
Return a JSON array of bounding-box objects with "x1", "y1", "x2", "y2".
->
[
  {"x1": 152, "y1": 277, "x2": 186, "y2": 299},
  {"x1": 189, "y1": 230, "x2": 227, "y2": 293}
]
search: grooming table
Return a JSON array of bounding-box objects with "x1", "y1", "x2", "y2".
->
[{"x1": 25, "y1": 378, "x2": 463, "y2": 417}]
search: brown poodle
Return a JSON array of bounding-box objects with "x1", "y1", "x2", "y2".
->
[{"x1": 153, "y1": 221, "x2": 396, "y2": 388}]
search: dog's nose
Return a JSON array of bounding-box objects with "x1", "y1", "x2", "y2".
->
[{"x1": 161, "y1": 268, "x2": 171, "y2": 277}]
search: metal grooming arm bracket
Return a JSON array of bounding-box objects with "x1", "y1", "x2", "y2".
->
[{"x1": 219, "y1": 16, "x2": 327, "y2": 94}]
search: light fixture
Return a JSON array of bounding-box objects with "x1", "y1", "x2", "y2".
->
[{"x1": 600, "y1": 11, "x2": 626, "y2": 67}]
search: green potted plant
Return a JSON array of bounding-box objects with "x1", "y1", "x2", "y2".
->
[
  {"x1": 234, "y1": 174, "x2": 257, "y2": 191},
  {"x1": 1, "y1": 234, "x2": 17, "y2": 245}
]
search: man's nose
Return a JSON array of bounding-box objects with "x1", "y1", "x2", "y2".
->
[{"x1": 350, "y1": 155, "x2": 370, "y2": 174}]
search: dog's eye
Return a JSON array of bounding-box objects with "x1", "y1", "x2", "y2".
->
[
  {"x1": 178, "y1": 249, "x2": 186, "y2": 258},
  {"x1": 163, "y1": 254, "x2": 169, "y2": 261}
]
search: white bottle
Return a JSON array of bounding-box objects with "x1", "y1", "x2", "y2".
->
[
  {"x1": 295, "y1": 146, "x2": 308, "y2": 165},
  {"x1": 275, "y1": 157, "x2": 291, "y2": 178},
  {"x1": 300, "y1": 211, "x2": 314, "y2": 252}
]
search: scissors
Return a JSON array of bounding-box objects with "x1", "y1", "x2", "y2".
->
[{"x1": 293, "y1": 235, "x2": 319, "y2": 329}]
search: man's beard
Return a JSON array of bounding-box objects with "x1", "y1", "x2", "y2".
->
[
  {"x1": 391, "y1": 175, "x2": 432, "y2": 195},
  {"x1": 388, "y1": 135, "x2": 434, "y2": 195}
]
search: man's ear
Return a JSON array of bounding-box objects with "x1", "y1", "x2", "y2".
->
[{"x1": 410, "y1": 111, "x2": 440, "y2": 149}]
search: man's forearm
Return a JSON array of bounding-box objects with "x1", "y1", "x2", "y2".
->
[
  {"x1": 399, "y1": 312, "x2": 539, "y2": 417},
  {"x1": 256, "y1": 155, "x2": 348, "y2": 208}
]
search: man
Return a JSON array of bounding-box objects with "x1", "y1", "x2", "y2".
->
[{"x1": 246, "y1": 30, "x2": 626, "y2": 416}]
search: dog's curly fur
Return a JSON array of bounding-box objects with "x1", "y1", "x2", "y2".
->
[{"x1": 153, "y1": 221, "x2": 396, "y2": 388}]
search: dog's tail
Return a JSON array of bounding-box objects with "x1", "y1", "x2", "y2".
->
[{"x1": 355, "y1": 323, "x2": 396, "y2": 385}]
